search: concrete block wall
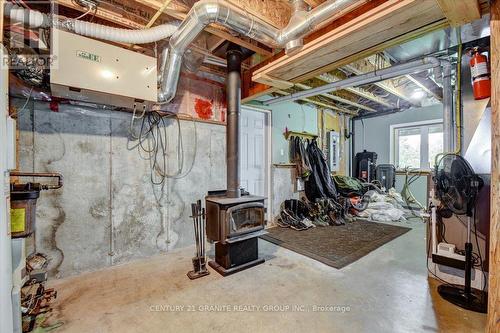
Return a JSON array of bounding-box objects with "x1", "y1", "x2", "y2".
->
[{"x1": 15, "y1": 99, "x2": 226, "y2": 278}]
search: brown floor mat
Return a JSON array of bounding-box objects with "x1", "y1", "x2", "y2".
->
[{"x1": 261, "y1": 220, "x2": 411, "y2": 269}]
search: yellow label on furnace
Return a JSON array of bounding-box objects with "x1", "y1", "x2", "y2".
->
[{"x1": 10, "y1": 208, "x2": 26, "y2": 233}]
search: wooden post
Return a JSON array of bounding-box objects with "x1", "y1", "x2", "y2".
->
[{"x1": 488, "y1": 1, "x2": 500, "y2": 331}]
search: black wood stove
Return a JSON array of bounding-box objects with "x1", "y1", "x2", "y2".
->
[
  {"x1": 206, "y1": 194, "x2": 266, "y2": 275},
  {"x1": 205, "y1": 44, "x2": 267, "y2": 276}
]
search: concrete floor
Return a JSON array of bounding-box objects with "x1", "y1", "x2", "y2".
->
[{"x1": 45, "y1": 220, "x2": 486, "y2": 333}]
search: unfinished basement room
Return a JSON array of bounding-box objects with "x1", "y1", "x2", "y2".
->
[{"x1": 1, "y1": 0, "x2": 499, "y2": 332}]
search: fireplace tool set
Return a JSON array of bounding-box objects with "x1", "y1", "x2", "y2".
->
[{"x1": 187, "y1": 200, "x2": 210, "y2": 280}]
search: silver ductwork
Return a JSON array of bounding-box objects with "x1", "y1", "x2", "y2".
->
[
  {"x1": 158, "y1": 0, "x2": 364, "y2": 103},
  {"x1": 4, "y1": 0, "x2": 365, "y2": 103},
  {"x1": 3, "y1": 3, "x2": 179, "y2": 44}
]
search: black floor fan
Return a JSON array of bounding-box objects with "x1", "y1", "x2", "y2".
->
[{"x1": 434, "y1": 154, "x2": 487, "y2": 313}]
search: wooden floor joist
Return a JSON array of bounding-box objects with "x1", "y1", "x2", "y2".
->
[
  {"x1": 294, "y1": 83, "x2": 376, "y2": 112},
  {"x1": 436, "y1": 0, "x2": 481, "y2": 27},
  {"x1": 342, "y1": 56, "x2": 418, "y2": 105},
  {"x1": 131, "y1": 0, "x2": 275, "y2": 56},
  {"x1": 252, "y1": 0, "x2": 446, "y2": 87},
  {"x1": 56, "y1": 0, "x2": 273, "y2": 56},
  {"x1": 316, "y1": 72, "x2": 394, "y2": 108}
]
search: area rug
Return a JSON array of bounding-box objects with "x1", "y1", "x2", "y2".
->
[{"x1": 260, "y1": 220, "x2": 411, "y2": 269}]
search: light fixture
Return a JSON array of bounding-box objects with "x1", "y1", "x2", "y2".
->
[{"x1": 411, "y1": 90, "x2": 425, "y2": 100}]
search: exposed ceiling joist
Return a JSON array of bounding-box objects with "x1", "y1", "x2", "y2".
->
[
  {"x1": 206, "y1": 34, "x2": 226, "y2": 52},
  {"x1": 132, "y1": 0, "x2": 274, "y2": 55},
  {"x1": 274, "y1": 90, "x2": 358, "y2": 116},
  {"x1": 317, "y1": 72, "x2": 394, "y2": 109},
  {"x1": 60, "y1": 0, "x2": 271, "y2": 56},
  {"x1": 341, "y1": 55, "x2": 418, "y2": 106},
  {"x1": 225, "y1": 0, "x2": 292, "y2": 28},
  {"x1": 57, "y1": 0, "x2": 143, "y2": 28},
  {"x1": 406, "y1": 74, "x2": 443, "y2": 101},
  {"x1": 294, "y1": 83, "x2": 376, "y2": 112},
  {"x1": 303, "y1": 0, "x2": 325, "y2": 8},
  {"x1": 252, "y1": 0, "x2": 446, "y2": 85},
  {"x1": 382, "y1": 51, "x2": 443, "y2": 101},
  {"x1": 436, "y1": 0, "x2": 481, "y2": 27}
]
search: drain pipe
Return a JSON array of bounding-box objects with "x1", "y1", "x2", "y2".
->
[
  {"x1": 226, "y1": 44, "x2": 242, "y2": 198},
  {"x1": 264, "y1": 57, "x2": 448, "y2": 105}
]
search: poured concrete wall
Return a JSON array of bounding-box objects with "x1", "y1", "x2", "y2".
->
[{"x1": 16, "y1": 99, "x2": 226, "y2": 278}]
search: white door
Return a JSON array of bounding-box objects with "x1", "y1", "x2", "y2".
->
[{"x1": 240, "y1": 107, "x2": 268, "y2": 197}]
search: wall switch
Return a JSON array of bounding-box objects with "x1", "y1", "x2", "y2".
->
[{"x1": 280, "y1": 148, "x2": 284, "y2": 156}]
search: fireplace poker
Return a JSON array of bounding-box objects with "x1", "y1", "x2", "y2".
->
[{"x1": 187, "y1": 200, "x2": 209, "y2": 279}]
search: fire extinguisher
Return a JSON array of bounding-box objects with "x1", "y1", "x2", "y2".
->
[{"x1": 468, "y1": 47, "x2": 491, "y2": 100}]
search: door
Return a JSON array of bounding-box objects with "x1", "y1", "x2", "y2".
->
[{"x1": 240, "y1": 107, "x2": 268, "y2": 197}]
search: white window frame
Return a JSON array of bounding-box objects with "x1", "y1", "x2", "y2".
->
[{"x1": 389, "y1": 118, "x2": 443, "y2": 170}]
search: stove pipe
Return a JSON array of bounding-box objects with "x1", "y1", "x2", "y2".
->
[{"x1": 226, "y1": 44, "x2": 242, "y2": 198}]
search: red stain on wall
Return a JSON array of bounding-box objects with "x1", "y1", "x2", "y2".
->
[{"x1": 194, "y1": 98, "x2": 213, "y2": 120}]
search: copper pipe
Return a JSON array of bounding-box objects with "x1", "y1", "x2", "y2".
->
[{"x1": 10, "y1": 171, "x2": 63, "y2": 190}]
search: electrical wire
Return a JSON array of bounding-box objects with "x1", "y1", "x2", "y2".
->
[
  {"x1": 473, "y1": 208, "x2": 487, "y2": 291},
  {"x1": 10, "y1": 87, "x2": 33, "y2": 118},
  {"x1": 127, "y1": 110, "x2": 198, "y2": 203},
  {"x1": 426, "y1": 218, "x2": 455, "y2": 286},
  {"x1": 456, "y1": 215, "x2": 487, "y2": 241},
  {"x1": 75, "y1": 7, "x2": 93, "y2": 20},
  {"x1": 401, "y1": 167, "x2": 425, "y2": 217}
]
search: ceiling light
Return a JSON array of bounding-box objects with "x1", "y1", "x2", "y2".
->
[{"x1": 411, "y1": 90, "x2": 425, "y2": 100}]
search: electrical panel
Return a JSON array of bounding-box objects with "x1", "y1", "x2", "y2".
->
[
  {"x1": 50, "y1": 29, "x2": 157, "y2": 109},
  {"x1": 327, "y1": 131, "x2": 340, "y2": 172}
]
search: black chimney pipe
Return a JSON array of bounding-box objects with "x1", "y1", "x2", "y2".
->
[{"x1": 226, "y1": 44, "x2": 242, "y2": 198}]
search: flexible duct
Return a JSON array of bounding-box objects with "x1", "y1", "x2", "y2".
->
[
  {"x1": 4, "y1": 3, "x2": 49, "y2": 28},
  {"x1": 4, "y1": 0, "x2": 364, "y2": 103},
  {"x1": 158, "y1": 0, "x2": 364, "y2": 103},
  {"x1": 4, "y1": 3, "x2": 178, "y2": 44}
]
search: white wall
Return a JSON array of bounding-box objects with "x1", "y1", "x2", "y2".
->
[{"x1": 353, "y1": 104, "x2": 443, "y2": 203}]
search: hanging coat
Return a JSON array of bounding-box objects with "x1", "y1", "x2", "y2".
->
[
  {"x1": 304, "y1": 140, "x2": 338, "y2": 202},
  {"x1": 290, "y1": 136, "x2": 311, "y2": 180}
]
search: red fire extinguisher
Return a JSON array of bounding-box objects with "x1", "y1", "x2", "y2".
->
[{"x1": 468, "y1": 47, "x2": 491, "y2": 100}]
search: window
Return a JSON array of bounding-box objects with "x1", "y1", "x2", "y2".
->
[{"x1": 390, "y1": 120, "x2": 443, "y2": 170}]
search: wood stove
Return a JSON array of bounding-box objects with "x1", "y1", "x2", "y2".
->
[
  {"x1": 205, "y1": 44, "x2": 267, "y2": 276},
  {"x1": 206, "y1": 194, "x2": 267, "y2": 275}
]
